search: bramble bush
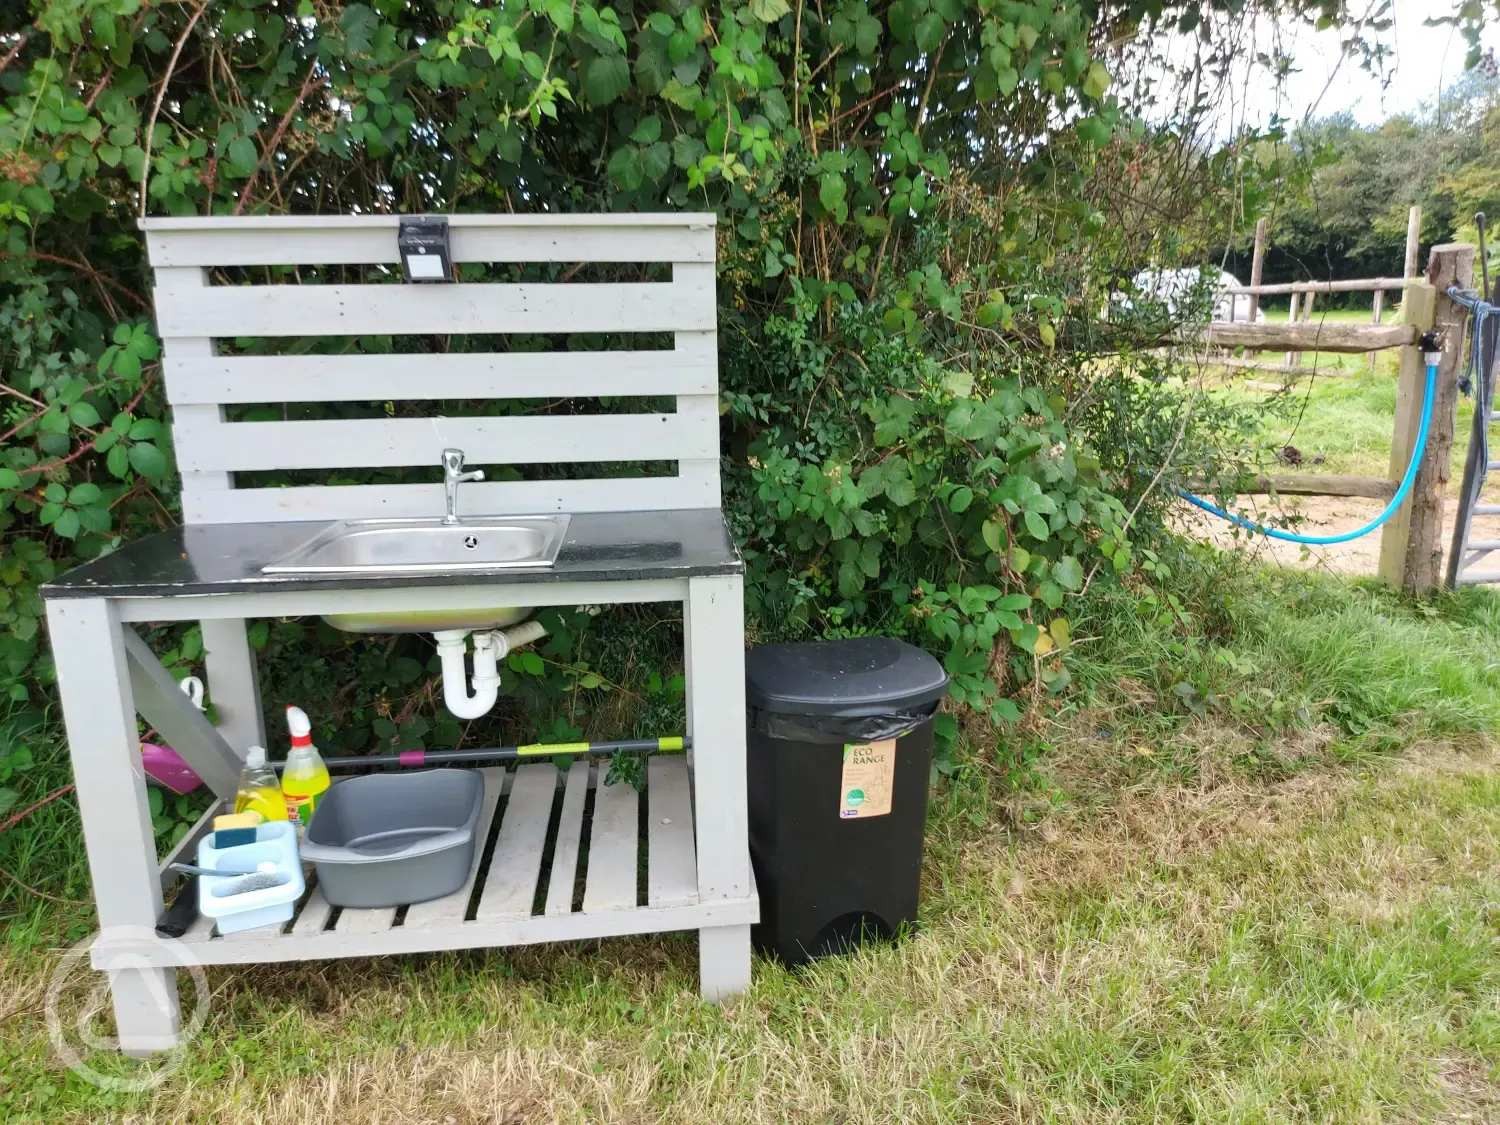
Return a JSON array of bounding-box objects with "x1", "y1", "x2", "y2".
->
[{"x1": 2, "y1": 0, "x2": 1468, "y2": 783}]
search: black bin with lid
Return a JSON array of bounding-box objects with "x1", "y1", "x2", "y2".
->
[{"x1": 745, "y1": 636, "x2": 948, "y2": 964}]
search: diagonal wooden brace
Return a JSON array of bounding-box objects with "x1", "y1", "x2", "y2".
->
[{"x1": 121, "y1": 626, "x2": 243, "y2": 798}]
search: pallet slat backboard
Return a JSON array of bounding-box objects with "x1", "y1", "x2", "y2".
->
[{"x1": 139, "y1": 215, "x2": 720, "y2": 523}]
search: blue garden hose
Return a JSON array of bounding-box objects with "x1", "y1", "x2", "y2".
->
[{"x1": 1178, "y1": 334, "x2": 1443, "y2": 545}]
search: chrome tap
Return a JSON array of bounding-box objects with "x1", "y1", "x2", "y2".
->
[{"x1": 441, "y1": 448, "x2": 483, "y2": 524}]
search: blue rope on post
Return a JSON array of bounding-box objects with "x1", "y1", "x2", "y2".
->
[{"x1": 1448, "y1": 285, "x2": 1496, "y2": 474}]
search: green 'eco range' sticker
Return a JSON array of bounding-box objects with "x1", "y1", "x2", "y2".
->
[{"x1": 839, "y1": 740, "x2": 895, "y2": 819}]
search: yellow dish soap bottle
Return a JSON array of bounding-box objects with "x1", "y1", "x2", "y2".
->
[
  {"x1": 281, "y1": 705, "x2": 330, "y2": 836},
  {"x1": 233, "y1": 744, "x2": 288, "y2": 823}
]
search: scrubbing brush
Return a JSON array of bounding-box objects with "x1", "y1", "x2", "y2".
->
[{"x1": 169, "y1": 861, "x2": 287, "y2": 895}]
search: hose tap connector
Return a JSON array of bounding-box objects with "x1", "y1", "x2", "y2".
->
[{"x1": 1418, "y1": 329, "x2": 1441, "y2": 369}]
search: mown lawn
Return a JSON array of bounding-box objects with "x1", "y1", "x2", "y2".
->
[{"x1": 2, "y1": 569, "x2": 1499, "y2": 1123}]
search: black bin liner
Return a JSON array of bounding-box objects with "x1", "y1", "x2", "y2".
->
[{"x1": 748, "y1": 703, "x2": 940, "y2": 745}]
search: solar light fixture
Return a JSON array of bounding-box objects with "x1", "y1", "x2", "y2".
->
[{"x1": 398, "y1": 216, "x2": 453, "y2": 282}]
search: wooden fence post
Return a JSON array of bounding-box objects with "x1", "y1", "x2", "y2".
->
[
  {"x1": 1367, "y1": 288, "x2": 1385, "y2": 373},
  {"x1": 1249, "y1": 217, "x2": 1267, "y2": 322},
  {"x1": 1378, "y1": 244, "x2": 1476, "y2": 592},
  {"x1": 1377, "y1": 278, "x2": 1437, "y2": 588},
  {"x1": 1285, "y1": 291, "x2": 1299, "y2": 368},
  {"x1": 1403, "y1": 206, "x2": 1422, "y2": 280}
]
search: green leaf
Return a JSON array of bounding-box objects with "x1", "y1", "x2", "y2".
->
[
  {"x1": 548, "y1": 0, "x2": 576, "y2": 32},
  {"x1": 127, "y1": 442, "x2": 168, "y2": 479},
  {"x1": 941, "y1": 370, "x2": 974, "y2": 397},
  {"x1": 68, "y1": 483, "x2": 102, "y2": 505},
  {"x1": 1052, "y1": 555, "x2": 1083, "y2": 591},
  {"x1": 112, "y1": 347, "x2": 141, "y2": 381},
  {"x1": 642, "y1": 141, "x2": 671, "y2": 181},
  {"x1": 227, "y1": 135, "x2": 258, "y2": 172},
  {"x1": 630, "y1": 115, "x2": 662, "y2": 143},
  {"x1": 607, "y1": 145, "x2": 644, "y2": 190},
  {"x1": 981, "y1": 519, "x2": 1003, "y2": 554},
  {"x1": 1037, "y1": 579, "x2": 1064, "y2": 609},
  {"x1": 750, "y1": 0, "x2": 792, "y2": 21},
  {"x1": 1083, "y1": 61, "x2": 1111, "y2": 99},
  {"x1": 52, "y1": 508, "x2": 81, "y2": 539},
  {"x1": 991, "y1": 698, "x2": 1022, "y2": 723},
  {"x1": 0, "y1": 788, "x2": 16, "y2": 819},
  {"x1": 1024, "y1": 510, "x2": 1049, "y2": 541},
  {"x1": 819, "y1": 172, "x2": 846, "y2": 212},
  {"x1": 668, "y1": 29, "x2": 697, "y2": 63},
  {"x1": 520, "y1": 651, "x2": 545, "y2": 675},
  {"x1": 994, "y1": 593, "x2": 1031, "y2": 612},
  {"x1": 0, "y1": 468, "x2": 20, "y2": 490},
  {"x1": 1076, "y1": 115, "x2": 1113, "y2": 147},
  {"x1": 914, "y1": 12, "x2": 944, "y2": 52},
  {"x1": 68, "y1": 401, "x2": 101, "y2": 427},
  {"x1": 885, "y1": 474, "x2": 916, "y2": 506},
  {"x1": 584, "y1": 54, "x2": 631, "y2": 105},
  {"x1": 949, "y1": 485, "x2": 974, "y2": 513},
  {"x1": 107, "y1": 443, "x2": 130, "y2": 479}
]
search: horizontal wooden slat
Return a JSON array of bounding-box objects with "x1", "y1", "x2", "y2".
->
[
  {"x1": 179, "y1": 468, "x2": 721, "y2": 522},
  {"x1": 155, "y1": 282, "x2": 714, "y2": 337},
  {"x1": 545, "y1": 760, "x2": 591, "y2": 916},
  {"x1": 96, "y1": 894, "x2": 760, "y2": 967},
  {"x1": 647, "y1": 756, "x2": 698, "y2": 909},
  {"x1": 402, "y1": 766, "x2": 506, "y2": 929},
  {"x1": 475, "y1": 764, "x2": 558, "y2": 920},
  {"x1": 582, "y1": 778, "x2": 639, "y2": 914},
  {"x1": 164, "y1": 347, "x2": 715, "y2": 404},
  {"x1": 291, "y1": 884, "x2": 334, "y2": 936},
  {"x1": 173, "y1": 413, "x2": 716, "y2": 472},
  {"x1": 141, "y1": 214, "x2": 715, "y2": 267},
  {"x1": 334, "y1": 906, "x2": 397, "y2": 934}
]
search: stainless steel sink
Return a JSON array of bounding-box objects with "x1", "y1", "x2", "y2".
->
[{"x1": 262, "y1": 515, "x2": 571, "y2": 576}]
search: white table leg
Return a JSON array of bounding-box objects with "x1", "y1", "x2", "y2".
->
[
  {"x1": 47, "y1": 599, "x2": 182, "y2": 1055},
  {"x1": 685, "y1": 574, "x2": 753, "y2": 1000},
  {"x1": 699, "y1": 923, "x2": 752, "y2": 1001},
  {"x1": 200, "y1": 618, "x2": 264, "y2": 755}
]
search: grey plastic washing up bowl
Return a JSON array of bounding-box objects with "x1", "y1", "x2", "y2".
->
[{"x1": 300, "y1": 769, "x2": 484, "y2": 909}]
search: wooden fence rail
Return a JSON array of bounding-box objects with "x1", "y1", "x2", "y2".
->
[
  {"x1": 1187, "y1": 322, "x2": 1414, "y2": 353},
  {"x1": 1222, "y1": 277, "x2": 1407, "y2": 296}
]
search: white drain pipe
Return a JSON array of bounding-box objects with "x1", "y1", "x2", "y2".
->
[
  {"x1": 432, "y1": 609, "x2": 600, "y2": 720},
  {"x1": 433, "y1": 629, "x2": 504, "y2": 720}
]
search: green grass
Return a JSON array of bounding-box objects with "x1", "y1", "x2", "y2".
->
[{"x1": 2, "y1": 563, "x2": 1499, "y2": 1123}]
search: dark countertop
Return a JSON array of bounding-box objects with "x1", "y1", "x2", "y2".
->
[{"x1": 41, "y1": 509, "x2": 741, "y2": 599}]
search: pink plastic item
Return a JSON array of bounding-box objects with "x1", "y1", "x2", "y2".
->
[{"x1": 141, "y1": 742, "x2": 204, "y2": 795}]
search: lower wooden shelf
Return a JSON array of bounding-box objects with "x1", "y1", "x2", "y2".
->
[{"x1": 101, "y1": 755, "x2": 756, "y2": 969}]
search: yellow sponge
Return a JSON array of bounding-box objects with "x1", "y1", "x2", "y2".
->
[{"x1": 213, "y1": 810, "x2": 262, "y2": 831}]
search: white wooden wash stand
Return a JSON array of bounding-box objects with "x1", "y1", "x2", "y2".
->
[{"x1": 41, "y1": 214, "x2": 756, "y2": 1056}]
